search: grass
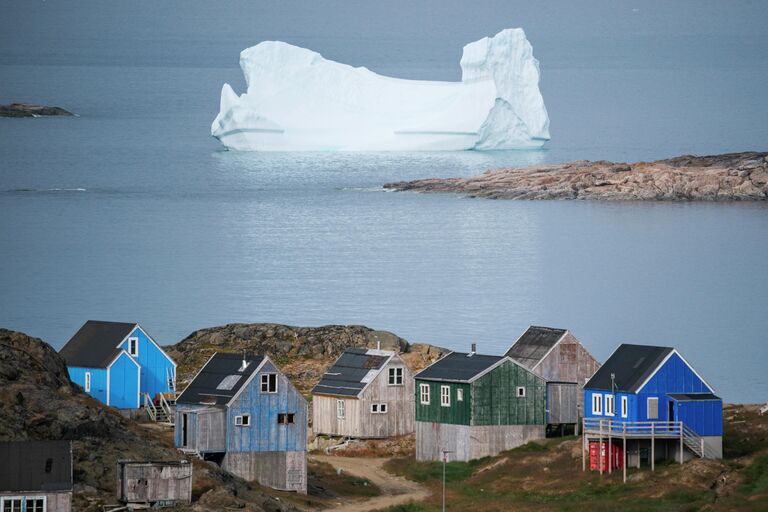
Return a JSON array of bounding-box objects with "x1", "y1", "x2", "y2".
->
[
  {"x1": 308, "y1": 460, "x2": 381, "y2": 498},
  {"x1": 740, "y1": 455, "x2": 768, "y2": 495}
]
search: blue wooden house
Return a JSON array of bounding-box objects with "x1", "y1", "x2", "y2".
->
[
  {"x1": 582, "y1": 343, "x2": 722, "y2": 471},
  {"x1": 59, "y1": 320, "x2": 177, "y2": 410},
  {"x1": 175, "y1": 352, "x2": 307, "y2": 493}
]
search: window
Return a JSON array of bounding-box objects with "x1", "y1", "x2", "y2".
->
[
  {"x1": 647, "y1": 397, "x2": 659, "y2": 419},
  {"x1": 261, "y1": 373, "x2": 277, "y2": 393},
  {"x1": 456, "y1": 389, "x2": 464, "y2": 401},
  {"x1": 419, "y1": 383, "x2": 430, "y2": 405},
  {"x1": 235, "y1": 414, "x2": 251, "y2": 426},
  {"x1": 621, "y1": 396, "x2": 628, "y2": 418},
  {"x1": 605, "y1": 394, "x2": 615, "y2": 416},
  {"x1": 26, "y1": 499, "x2": 45, "y2": 512},
  {"x1": 84, "y1": 372, "x2": 91, "y2": 393},
  {"x1": 277, "y1": 413, "x2": 295, "y2": 424},
  {"x1": 380, "y1": 403, "x2": 387, "y2": 414},
  {"x1": 388, "y1": 367, "x2": 404, "y2": 385},
  {"x1": 370, "y1": 403, "x2": 388, "y2": 414},
  {"x1": 371, "y1": 403, "x2": 378, "y2": 413},
  {"x1": 128, "y1": 337, "x2": 138, "y2": 357},
  {"x1": 1, "y1": 498, "x2": 22, "y2": 512},
  {"x1": 592, "y1": 393, "x2": 603, "y2": 415},
  {"x1": 516, "y1": 386, "x2": 526, "y2": 398},
  {"x1": 337, "y1": 399, "x2": 345, "y2": 419},
  {"x1": 440, "y1": 385, "x2": 450, "y2": 407}
]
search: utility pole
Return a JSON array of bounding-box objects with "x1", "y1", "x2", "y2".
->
[{"x1": 442, "y1": 449, "x2": 454, "y2": 512}]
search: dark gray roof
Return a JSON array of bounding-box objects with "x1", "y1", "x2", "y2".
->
[
  {"x1": 585, "y1": 344, "x2": 673, "y2": 393},
  {"x1": 312, "y1": 348, "x2": 393, "y2": 397},
  {"x1": 668, "y1": 393, "x2": 721, "y2": 401},
  {"x1": 505, "y1": 326, "x2": 567, "y2": 370},
  {"x1": 415, "y1": 352, "x2": 504, "y2": 382},
  {"x1": 0, "y1": 441, "x2": 72, "y2": 492},
  {"x1": 59, "y1": 320, "x2": 136, "y2": 368},
  {"x1": 176, "y1": 352, "x2": 265, "y2": 406}
]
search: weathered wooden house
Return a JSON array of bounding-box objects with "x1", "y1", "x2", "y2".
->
[
  {"x1": 414, "y1": 347, "x2": 548, "y2": 461},
  {"x1": 175, "y1": 352, "x2": 308, "y2": 493},
  {"x1": 0, "y1": 441, "x2": 73, "y2": 512},
  {"x1": 582, "y1": 344, "x2": 722, "y2": 478},
  {"x1": 312, "y1": 348, "x2": 414, "y2": 439},
  {"x1": 505, "y1": 326, "x2": 601, "y2": 412},
  {"x1": 60, "y1": 320, "x2": 177, "y2": 410},
  {"x1": 117, "y1": 460, "x2": 192, "y2": 507}
]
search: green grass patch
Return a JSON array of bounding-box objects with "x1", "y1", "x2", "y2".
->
[
  {"x1": 740, "y1": 455, "x2": 768, "y2": 495},
  {"x1": 384, "y1": 456, "x2": 483, "y2": 483},
  {"x1": 380, "y1": 504, "x2": 430, "y2": 512}
]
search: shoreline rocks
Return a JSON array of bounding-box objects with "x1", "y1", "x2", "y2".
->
[
  {"x1": 0, "y1": 102, "x2": 74, "y2": 117},
  {"x1": 384, "y1": 151, "x2": 768, "y2": 201}
]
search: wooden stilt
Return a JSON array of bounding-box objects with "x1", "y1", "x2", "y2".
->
[
  {"x1": 582, "y1": 419, "x2": 586, "y2": 472},
  {"x1": 651, "y1": 423, "x2": 655, "y2": 472},
  {"x1": 608, "y1": 419, "x2": 612, "y2": 475},
  {"x1": 599, "y1": 420, "x2": 603, "y2": 475},
  {"x1": 623, "y1": 423, "x2": 627, "y2": 483},
  {"x1": 680, "y1": 424, "x2": 684, "y2": 464}
]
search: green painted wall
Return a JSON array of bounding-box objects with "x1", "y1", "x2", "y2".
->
[
  {"x1": 472, "y1": 360, "x2": 546, "y2": 425},
  {"x1": 414, "y1": 380, "x2": 471, "y2": 425}
]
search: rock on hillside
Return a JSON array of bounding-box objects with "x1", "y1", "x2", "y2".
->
[
  {"x1": 169, "y1": 323, "x2": 447, "y2": 392},
  {"x1": 384, "y1": 151, "x2": 768, "y2": 201},
  {"x1": 0, "y1": 329, "x2": 295, "y2": 512}
]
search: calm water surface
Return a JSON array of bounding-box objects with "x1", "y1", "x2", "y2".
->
[{"x1": 1, "y1": 1, "x2": 767, "y2": 402}]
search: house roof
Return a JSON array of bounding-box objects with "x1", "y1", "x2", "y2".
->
[
  {"x1": 176, "y1": 352, "x2": 265, "y2": 406},
  {"x1": 668, "y1": 393, "x2": 721, "y2": 401},
  {"x1": 312, "y1": 348, "x2": 394, "y2": 397},
  {"x1": 59, "y1": 320, "x2": 137, "y2": 368},
  {"x1": 0, "y1": 441, "x2": 72, "y2": 492},
  {"x1": 504, "y1": 326, "x2": 567, "y2": 370},
  {"x1": 415, "y1": 352, "x2": 505, "y2": 383},
  {"x1": 584, "y1": 344, "x2": 673, "y2": 393}
]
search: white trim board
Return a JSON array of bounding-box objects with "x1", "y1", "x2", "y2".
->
[
  {"x1": 115, "y1": 324, "x2": 177, "y2": 369},
  {"x1": 635, "y1": 349, "x2": 715, "y2": 394}
]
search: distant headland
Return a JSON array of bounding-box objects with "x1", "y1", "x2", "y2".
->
[
  {"x1": 0, "y1": 102, "x2": 74, "y2": 118},
  {"x1": 384, "y1": 151, "x2": 768, "y2": 201}
]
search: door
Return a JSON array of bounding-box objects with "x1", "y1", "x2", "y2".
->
[
  {"x1": 181, "y1": 413, "x2": 188, "y2": 447},
  {"x1": 668, "y1": 400, "x2": 676, "y2": 425}
]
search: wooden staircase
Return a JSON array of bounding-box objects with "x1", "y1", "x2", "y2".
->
[{"x1": 143, "y1": 392, "x2": 176, "y2": 426}]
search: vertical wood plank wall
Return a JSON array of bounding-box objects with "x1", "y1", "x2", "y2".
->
[{"x1": 534, "y1": 333, "x2": 601, "y2": 406}]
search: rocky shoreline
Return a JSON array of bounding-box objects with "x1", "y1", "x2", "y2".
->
[
  {"x1": 0, "y1": 102, "x2": 74, "y2": 117},
  {"x1": 384, "y1": 151, "x2": 768, "y2": 201}
]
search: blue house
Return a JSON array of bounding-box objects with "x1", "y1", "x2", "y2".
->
[
  {"x1": 583, "y1": 343, "x2": 722, "y2": 468},
  {"x1": 175, "y1": 352, "x2": 308, "y2": 493},
  {"x1": 59, "y1": 320, "x2": 177, "y2": 410}
]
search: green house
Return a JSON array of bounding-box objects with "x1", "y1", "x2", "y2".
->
[{"x1": 414, "y1": 348, "x2": 547, "y2": 461}]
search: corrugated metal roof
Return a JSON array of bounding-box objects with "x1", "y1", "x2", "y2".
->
[
  {"x1": 176, "y1": 352, "x2": 265, "y2": 405},
  {"x1": 415, "y1": 352, "x2": 504, "y2": 382},
  {"x1": 584, "y1": 344, "x2": 673, "y2": 393},
  {"x1": 668, "y1": 393, "x2": 721, "y2": 401},
  {"x1": 59, "y1": 320, "x2": 136, "y2": 368},
  {"x1": 0, "y1": 441, "x2": 72, "y2": 492},
  {"x1": 504, "y1": 326, "x2": 566, "y2": 370},
  {"x1": 311, "y1": 348, "x2": 394, "y2": 397}
]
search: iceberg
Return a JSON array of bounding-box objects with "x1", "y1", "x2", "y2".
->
[{"x1": 211, "y1": 28, "x2": 550, "y2": 151}]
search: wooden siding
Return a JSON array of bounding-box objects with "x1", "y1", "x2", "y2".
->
[
  {"x1": 531, "y1": 332, "x2": 600, "y2": 407},
  {"x1": 472, "y1": 360, "x2": 546, "y2": 426},
  {"x1": 415, "y1": 421, "x2": 545, "y2": 461},
  {"x1": 174, "y1": 405, "x2": 226, "y2": 453},
  {"x1": 227, "y1": 359, "x2": 308, "y2": 453},
  {"x1": 108, "y1": 351, "x2": 140, "y2": 409},
  {"x1": 67, "y1": 366, "x2": 107, "y2": 404},
  {"x1": 222, "y1": 451, "x2": 307, "y2": 493},
  {"x1": 0, "y1": 492, "x2": 72, "y2": 512},
  {"x1": 118, "y1": 326, "x2": 175, "y2": 398},
  {"x1": 313, "y1": 355, "x2": 415, "y2": 438},
  {"x1": 117, "y1": 462, "x2": 192, "y2": 504},
  {"x1": 413, "y1": 381, "x2": 471, "y2": 426},
  {"x1": 546, "y1": 382, "x2": 578, "y2": 424}
]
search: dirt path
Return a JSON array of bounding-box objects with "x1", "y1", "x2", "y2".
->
[{"x1": 311, "y1": 455, "x2": 430, "y2": 511}]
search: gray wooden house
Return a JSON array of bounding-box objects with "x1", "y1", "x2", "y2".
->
[
  {"x1": 506, "y1": 326, "x2": 601, "y2": 424},
  {"x1": 175, "y1": 352, "x2": 308, "y2": 493},
  {"x1": 312, "y1": 348, "x2": 414, "y2": 439},
  {"x1": 0, "y1": 441, "x2": 73, "y2": 512},
  {"x1": 414, "y1": 348, "x2": 548, "y2": 461},
  {"x1": 117, "y1": 460, "x2": 192, "y2": 507}
]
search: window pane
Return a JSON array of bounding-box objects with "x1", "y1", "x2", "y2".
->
[{"x1": 288, "y1": 413, "x2": 295, "y2": 424}]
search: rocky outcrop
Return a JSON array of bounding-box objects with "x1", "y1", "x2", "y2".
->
[
  {"x1": 384, "y1": 152, "x2": 768, "y2": 201},
  {"x1": 0, "y1": 102, "x2": 74, "y2": 117},
  {"x1": 169, "y1": 323, "x2": 447, "y2": 393}
]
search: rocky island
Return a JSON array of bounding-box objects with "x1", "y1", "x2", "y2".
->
[
  {"x1": 384, "y1": 151, "x2": 768, "y2": 201},
  {"x1": 0, "y1": 102, "x2": 74, "y2": 117}
]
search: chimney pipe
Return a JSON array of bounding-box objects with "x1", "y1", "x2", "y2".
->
[{"x1": 469, "y1": 342, "x2": 477, "y2": 356}]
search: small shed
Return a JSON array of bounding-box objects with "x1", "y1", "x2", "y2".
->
[
  {"x1": 312, "y1": 348, "x2": 414, "y2": 439},
  {"x1": 117, "y1": 460, "x2": 192, "y2": 507},
  {"x1": 0, "y1": 440, "x2": 73, "y2": 512}
]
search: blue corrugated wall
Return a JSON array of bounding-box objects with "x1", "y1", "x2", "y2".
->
[
  {"x1": 109, "y1": 351, "x2": 140, "y2": 408},
  {"x1": 118, "y1": 326, "x2": 175, "y2": 398},
  {"x1": 676, "y1": 399, "x2": 723, "y2": 436},
  {"x1": 227, "y1": 360, "x2": 308, "y2": 453},
  {"x1": 640, "y1": 353, "x2": 711, "y2": 394},
  {"x1": 68, "y1": 366, "x2": 108, "y2": 403}
]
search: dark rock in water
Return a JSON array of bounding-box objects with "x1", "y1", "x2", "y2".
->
[
  {"x1": 0, "y1": 102, "x2": 74, "y2": 117},
  {"x1": 384, "y1": 151, "x2": 768, "y2": 201}
]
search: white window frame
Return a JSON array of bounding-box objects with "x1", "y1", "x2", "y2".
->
[
  {"x1": 456, "y1": 388, "x2": 464, "y2": 402},
  {"x1": 516, "y1": 386, "x2": 526, "y2": 398},
  {"x1": 24, "y1": 497, "x2": 46, "y2": 512},
  {"x1": 84, "y1": 371, "x2": 91, "y2": 393},
  {"x1": 337, "y1": 399, "x2": 345, "y2": 419},
  {"x1": 234, "y1": 414, "x2": 251, "y2": 426},
  {"x1": 621, "y1": 396, "x2": 628, "y2": 418},
  {"x1": 605, "y1": 394, "x2": 615, "y2": 416},
  {"x1": 388, "y1": 367, "x2": 404, "y2": 386},
  {"x1": 371, "y1": 403, "x2": 378, "y2": 413},
  {"x1": 370, "y1": 403, "x2": 388, "y2": 414},
  {"x1": 647, "y1": 397, "x2": 659, "y2": 420},
  {"x1": 0, "y1": 497, "x2": 24, "y2": 512},
  {"x1": 128, "y1": 336, "x2": 139, "y2": 357},
  {"x1": 592, "y1": 393, "x2": 603, "y2": 415},
  {"x1": 440, "y1": 385, "x2": 450, "y2": 407},
  {"x1": 419, "y1": 383, "x2": 430, "y2": 405},
  {"x1": 260, "y1": 373, "x2": 278, "y2": 393},
  {"x1": 380, "y1": 403, "x2": 387, "y2": 414}
]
